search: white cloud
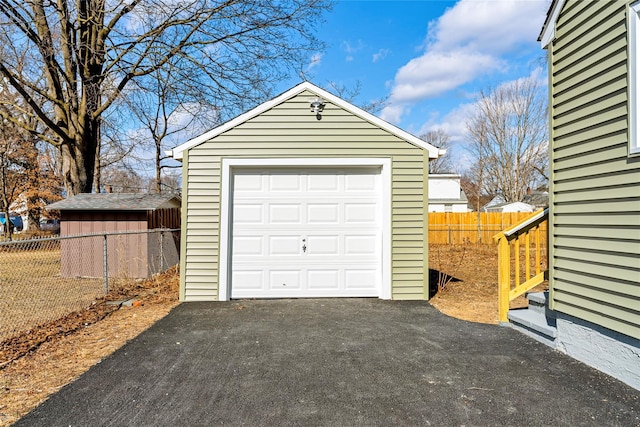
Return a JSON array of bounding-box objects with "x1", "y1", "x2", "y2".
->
[
  {"x1": 341, "y1": 40, "x2": 364, "y2": 61},
  {"x1": 417, "y1": 67, "x2": 548, "y2": 171},
  {"x1": 372, "y1": 48, "x2": 390, "y2": 63},
  {"x1": 432, "y1": 0, "x2": 545, "y2": 53},
  {"x1": 419, "y1": 102, "x2": 477, "y2": 145},
  {"x1": 307, "y1": 52, "x2": 323, "y2": 71},
  {"x1": 381, "y1": 0, "x2": 549, "y2": 124},
  {"x1": 393, "y1": 51, "x2": 502, "y2": 102},
  {"x1": 379, "y1": 104, "x2": 406, "y2": 124}
]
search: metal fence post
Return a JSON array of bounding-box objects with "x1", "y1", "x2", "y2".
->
[
  {"x1": 103, "y1": 234, "x2": 109, "y2": 293},
  {"x1": 160, "y1": 230, "x2": 165, "y2": 271}
]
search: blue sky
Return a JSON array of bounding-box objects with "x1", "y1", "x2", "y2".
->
[{"x1": 281, "y1": 0, "x2": 551, "y2": 171}]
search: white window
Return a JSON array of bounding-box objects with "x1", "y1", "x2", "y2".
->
[{"x1": 629, "y1": 1, "x2": 640, "y2": 154}]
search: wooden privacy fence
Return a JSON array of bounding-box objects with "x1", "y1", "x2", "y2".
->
[
  {"x1": 147, "y1": 208, "x2": 181, "y2": 229},
  {"x1": 428, "y1": 212, "x2": 548, "y2": 244}
]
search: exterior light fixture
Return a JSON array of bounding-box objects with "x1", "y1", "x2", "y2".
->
[{"x1": 309, "y1": 98, "x2": 326, "y2": 120}]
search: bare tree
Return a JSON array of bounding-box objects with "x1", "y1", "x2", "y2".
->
[
  {"x1": 101, "y1": 164, "x2": 144, "y2": 193},
  {"x1": 125, "y1": 64, "x2": 218, "y2": 193},
  {"x1": 0, "y1": 0, "x2": 332, "y2": 195},
  {"x1": 420, "y1": 129, "x2": 453, "y2": 174},
  {"x1": 460, "y1": 166, "x2": 493, "y2": 212},
  {"x1": 465, "y1": 76, "x2": 548, "y2": 203},
  {"x1": 325, "y1": 80, "x2": 388, "y2": 114}
]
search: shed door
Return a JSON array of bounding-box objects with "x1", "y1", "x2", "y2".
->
[{"x1": 230, "y1": 168, "x2": 382, "y2": 298}]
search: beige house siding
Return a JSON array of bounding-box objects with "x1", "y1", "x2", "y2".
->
[
  {"x1": 549, "y1": 0, "x2": 640, "y2": 339},
  {"x1": 181, "y1": 90, "x2": 429, "y2": 301}
]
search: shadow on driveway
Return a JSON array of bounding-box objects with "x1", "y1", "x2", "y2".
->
[{"x1": 15, "y1": 299, "x2": 640, "y2": 426}]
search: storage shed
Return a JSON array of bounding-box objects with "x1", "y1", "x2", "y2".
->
[
  {"x1": 47, "y1": 193, "x2": 181, "y2": 279},
  {"x1": 169, "y1": 82, "x2": 444, "y2": 301}
]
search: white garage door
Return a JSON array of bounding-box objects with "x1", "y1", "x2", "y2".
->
[{"x1": 230, "y1": 168, "x2": 382, "y2": 298}]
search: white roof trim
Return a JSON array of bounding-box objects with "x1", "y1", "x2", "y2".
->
[
  {"x1": 540, "y1": 0, "x2": 564, "y2": 49},
  {"x1": 168, "y1": 81, "x2": 442, "y2": 160}
]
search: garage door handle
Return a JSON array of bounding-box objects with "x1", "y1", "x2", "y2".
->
[{"x1": 302, "y1": 238, "x2": 307, "y2": 253}]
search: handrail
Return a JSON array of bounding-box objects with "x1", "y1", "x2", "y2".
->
[
  {"x1": 493, "y1": 209, "x2": 549, "y2": 323},
  {"x1": 493, "y1": 208, "x2": 549, "y2": 242}
]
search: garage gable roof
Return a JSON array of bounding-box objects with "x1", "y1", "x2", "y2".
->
[{"x1": 168, "y1": 81, "x2": 445, "y2": 160}]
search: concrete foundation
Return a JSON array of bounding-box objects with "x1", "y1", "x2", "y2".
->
[{"x1": 555, "y1": 313, "x2": 640, "y2": 390}]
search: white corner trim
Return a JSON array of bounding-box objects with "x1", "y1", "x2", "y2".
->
[
  {"x1": 169, "y1": 81, "x2": 441, "y2": 160},
  {"x1": 218, "y1": 161, "x2": 232, "y2": 301},
  {"x1": 630, "y1": 1, "x2": 640, "y2": 155},
  {"x1": 218, "y1": 157, "x2": 392, "y2": 301},
  {"x1": 540, "y1": 0, "x2": 564, "y2": 49}
]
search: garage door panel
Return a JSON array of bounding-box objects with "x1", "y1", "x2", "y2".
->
[
  {"x1": 232, "y1": 270, "x2": 264, "y2": 291},
  {"x1": 234, "y1": 204, "x2": 264, "y2": 224},
  {"x1": 269, "y1": 270, "x2": 301, "y2": 291},
  {"x1": 306, "y1": 235, "x2": 339, "y2": 255},
  {"x1": 234, "y1": 174, "x2": 263, "y2": 191},
  {"x1": 308, "y1": 174, "x2": 339, "y2": 191},
  {"x1": 307, "y1": 203, "x2": 339, "y2": 223},
  {"x1": 232, "y1": 236, "x2": 264, "y2": 256},
  {"x1": 345, "y1": 235, "x2": 378, "y2": 255},
  {"x1": 269, "y1": 235, "x2": 302, "y2": 255},
  {"x1": 269, "y1": 204, "x2": 302, "y2": 224},
  {"x1": 345, "y1": 269, "x2": 380, "y2": 289},
  {"x1": 344, "y1": 203, "x2": 378, "y2": 223},
  {"x1": 307, "y1": 270, "x2": 340, "y2": 289},
  {"x1": 269, "y1": 174, "x2": 302, "y2": 191},
  {"x1": 345, "y1": 173, "x2": 378, "y2": 191}
]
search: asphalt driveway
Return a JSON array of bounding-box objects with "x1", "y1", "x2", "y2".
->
[{"x1": 15, "y1": 299, "x2": 640, "y2": 426}]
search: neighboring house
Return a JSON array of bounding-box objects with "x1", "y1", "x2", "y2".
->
[
  {"x1": 484, "y1": 202, "x2": 535, "y2": 213},
  {"x1": 47, "y1": 193, "x2": 181, "y2": 279},
  {"x1": 481, "y1": 194, "x2": 505, "y2": 211},
  {"x1": 535, "y1": 0, "x2": 640, "y2": 389},
  {"x1": 482, "y1": 195, "x2": 536, "y2": 213},
  {"x1": 168, "y1": 81, "x2": 444, "y2": 302},
  {"x1": 522, "y1": 190, "x2": 549, "y2": 210},
  {"x1": 6, "y1": 193, "x2": 63, "y2": 232},
  {"x1": 5, "y1": 195, "x2": 29, "y2": 232},
  {"x1": 427, "y1": 174, "x2": 469, "y2": 212}
]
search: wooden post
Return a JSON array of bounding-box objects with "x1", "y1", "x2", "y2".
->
[
  {"x1": 497, "y1": 236, "x2": 511, "y2": 323},
  {"x1": 535, "y1": 226, "x2": 541, "y2": 276},
  {"x1": 514, "y1": 237, "x2": 520, "y2": 288},
  {"x1": 525, "y1": 232, "x2": 531, "y2": 281}
]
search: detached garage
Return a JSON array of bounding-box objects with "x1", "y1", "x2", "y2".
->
[{"x1": 169, "y1": 82, "x2": 443, "y2": 301}]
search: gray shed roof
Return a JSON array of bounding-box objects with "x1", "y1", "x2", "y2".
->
[{"x1": 47, "y1": 193, "x2": 181, "y2": 211}]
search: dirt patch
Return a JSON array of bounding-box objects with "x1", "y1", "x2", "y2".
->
[{"x1": 428, "y1": 243, "x2": 547, "y2": 324}]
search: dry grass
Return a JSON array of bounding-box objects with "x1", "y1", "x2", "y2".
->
[
  {"x1": 0, "y1": 267, "x2": 180, "y2": 426},
  {"x1": 0, "y1": 248, "x2": 105, "y2": 342}
]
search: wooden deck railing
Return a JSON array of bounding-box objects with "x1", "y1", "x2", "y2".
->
[{"x1": 493, "y1": 208, "x2": 549, "y2": 323}]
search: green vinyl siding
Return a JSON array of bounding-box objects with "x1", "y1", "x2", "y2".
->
[
  {"x1": 181, "y1": 90, "x2": 428, "y2": 301},
  {"x1": 549, "y1": 0, "x2": 640, "y2": 339}
]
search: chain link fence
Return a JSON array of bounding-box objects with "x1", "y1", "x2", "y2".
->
[{"x1": 0, "y1": 229, "x2": 180, "y2": 343}]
